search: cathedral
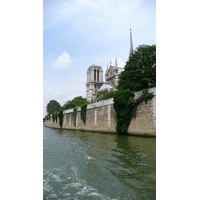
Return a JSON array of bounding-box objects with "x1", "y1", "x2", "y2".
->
[
  {"x1": 86, "y1": 65, "x2": 104, "y2": 101},
  {"x1": 86, "y1": 28, "x2": 134, "y2": 102}
]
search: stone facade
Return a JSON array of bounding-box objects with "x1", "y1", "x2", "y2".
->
[
  {"x1": 44, "y1": 115, "x2": 60, "y2": 129},
  {"x1": 45, "y1": 88, "x2": 156, "y2": 136},
  {"x1": 86, "y1": 59, "x2": 124, "y2": 102},
  {"x1": 105, "y1": 59, "x2": 124, "y2": 89},
  {"x1": 86, "y1": 65, "x2": 104, "y2": 102}
]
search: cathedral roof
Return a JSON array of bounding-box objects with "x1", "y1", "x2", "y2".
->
[
  {"x1": 98, "y1": 83, "x2": 112, "y2": 91},
  {"x1": 118, "y1": 67, "x2": 124, "y2": 74},
  {"x1": 87, "y1": 64, "x2": 102, "y2": 70}
]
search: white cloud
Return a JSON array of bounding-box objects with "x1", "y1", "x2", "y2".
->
[{"x1": 54, "y1": 51, "x2": 72, "y2": 68}]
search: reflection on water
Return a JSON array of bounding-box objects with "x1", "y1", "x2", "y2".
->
[{"x1": 43, "y1": 126, "x2": 156, "y2": 199}]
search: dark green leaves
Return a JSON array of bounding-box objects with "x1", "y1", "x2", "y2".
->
[
  {"x1": 118, "y1": 45, "x2": 156, "y2": 92},
  {"x1": 81, "y1": 104, "x2": 87, "y2": 125},
  {"x1": 46, "y1": 100, "x2": 61, "y2": 115},
  {"x1": 63, "y1": 96, "x2": 88, "y2": 110},
  {"x1": 113, "y1": 90, "x2": 135, "y2": 134},
  {"x1": 114, "y1": 44, "x2": 156, "y2": 134},
  {"x1": 96, "y1": 89, "x2": 116, "y2": 101}
]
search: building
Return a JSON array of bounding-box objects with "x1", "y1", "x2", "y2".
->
[
  {"x1": 86, "y1": 28, "x2": 134, "y2": 102},
  {"x1": 86, "y1": 65, "x2": 103, "y2": 102},
  {"x1": 105, "y1": 58, "x2": 124, "y2": 90}
]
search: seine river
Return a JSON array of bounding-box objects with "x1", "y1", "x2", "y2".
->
[{"x1": 43, "y1": 126, "x2": 156, "y2": 199}]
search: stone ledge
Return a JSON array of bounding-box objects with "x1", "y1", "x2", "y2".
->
[
  {"x1": 87, "y1": 98, "x2": 114, "y2": 109},
  {"x1": 63, "y1": 107, "x2": 81, "y2": 114},
  {"x1": 63, "y1": 108, "x2": 74, "y2": 114},
  {"x1": 134, "y1": 87, "x2": 156, "y2": 99}
]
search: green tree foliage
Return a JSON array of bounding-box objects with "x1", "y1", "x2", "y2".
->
[
  {"x1": 63, "y1": 96, "x2": 88, "y2": 110},
  {"x1": 118, "y1": 44, "x2": 156, "y2": 91},
  {"x1": 113, "y1": 44, "x2": 156, "y2": 135},
  {"x1": 96, "y1": 89, "x2": 116, "y2": 101},
  {"x1": 45, "y1": 114, "x2": 51, "y2": 120},
  {"x1": 46, "y1": 100, "x2": 61, "y2": 115},
  {"x1": 113, "y1": 90, "x2": 135, "y2": 134}
]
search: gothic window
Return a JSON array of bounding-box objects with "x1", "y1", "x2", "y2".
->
[
  {"x1": 94, "y1": 69, "x2": 96, "y2": 81},
  {"x1": 97, "y1": 70, "x2": 99, "y2": 82}
]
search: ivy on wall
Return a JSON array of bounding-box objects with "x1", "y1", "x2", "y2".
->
[
  {"x1": 72, "y1": 107, "x2": 77, "y2": 126},
  {"x1": 113, "y1": 89, "x2": 154, "y2": 135},
  {"x1": 52, "y1": 112, "x2": 55, "y2": 122},
  {"x1": 113, "y1": 90, "x2": 135, "y2": 135},
  {"x1": 55, "y1": 112, "x2": 58, "y2": 123},
  {"x1": 45, "y1": 114, "x2": 51, "y2": 120},
  {"x1": 132, "y1": 89, "x2": 154, "y2": 118},
  {"x1": 81, "y1": 104, "x2": 87, "y2": 125},
  {"x1": 58, "y1": 109, "x2": 64, "y2": 128},
  {"x1": 52, "y1": 112, "x2": 58, "y2": 123}
]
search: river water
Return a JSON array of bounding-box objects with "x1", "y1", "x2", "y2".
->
[{"x1": 43, "y1": 126, "x2": 156, "y2": 200}]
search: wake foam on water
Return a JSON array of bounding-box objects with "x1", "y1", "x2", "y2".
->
[
  {"x1": 44, "y1": 166, "x2": 115, "y2": 199},
  {"x1": 62, "y1": 182, "x2": 82, "y2": 190},
  {"x1": 86, "y1": 155, "x2": 95, "y2": 160},
  {"x1": 75, "y1": 185, "x2": 110, "y2": 199},
  {"x1": 61, "y1": 166, "x2": 112, "y2": 199}
]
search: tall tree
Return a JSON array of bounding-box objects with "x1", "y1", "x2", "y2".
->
[
  {"x1": 46, "y1": 100, "x2": 61, "y2": 114},
  {"x1": 114, "y1": 44, "x2": 156, "y2": 135},
  {"x1": 118, "y1": 44, "x2": 156, "y2": 92},
  {"x1": 63, "y1": 96, "x2": 88, "y2": 110}
]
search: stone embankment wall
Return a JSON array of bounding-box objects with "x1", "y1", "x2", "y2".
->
[{"x1": 45, "y1": 88, "x2": 156, "y2": 136}]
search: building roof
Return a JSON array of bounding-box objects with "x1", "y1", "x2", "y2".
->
[
  {"x1": 118, "y1": 67, "x2": 124, "y2": 74},
  {"x1": 98, "y1": 83, "x2": 113, "y2": 91}
]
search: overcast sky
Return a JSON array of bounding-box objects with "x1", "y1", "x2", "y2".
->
[{"x1": 43, "y1": 0, "x2": 156, "y2": 117}]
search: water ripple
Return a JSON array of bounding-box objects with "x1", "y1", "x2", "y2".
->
[{"x1": 43, "y1": 126, "x2": 156, "y2": 199}]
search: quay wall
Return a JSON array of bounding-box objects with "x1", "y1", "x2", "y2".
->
[{"x1": 45, "y1": 88, "x2": 156, "y2": 136}]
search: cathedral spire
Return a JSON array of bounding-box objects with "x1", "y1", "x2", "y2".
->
[
  {"x1": 129, "y1": 25, "x2": 134, "y2": 58},
  {"x1": 115, "y1": 58, "x2": 118, "y2": 68}
]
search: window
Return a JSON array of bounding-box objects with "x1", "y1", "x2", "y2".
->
[
  {"x1": 94, "y1": 69, "x2": 96, "y2": 81},
  {"x1": 97, "y1": 70, "x2": 99, "y2": 82}
]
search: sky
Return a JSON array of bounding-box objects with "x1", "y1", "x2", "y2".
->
[{"x1": 43, "y1": 0, "x2": 156, "y2": 117}]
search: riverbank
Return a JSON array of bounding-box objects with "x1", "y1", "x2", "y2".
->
[{"x1": 45, "y1": 88, "x2": 156, "y2": 136}]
